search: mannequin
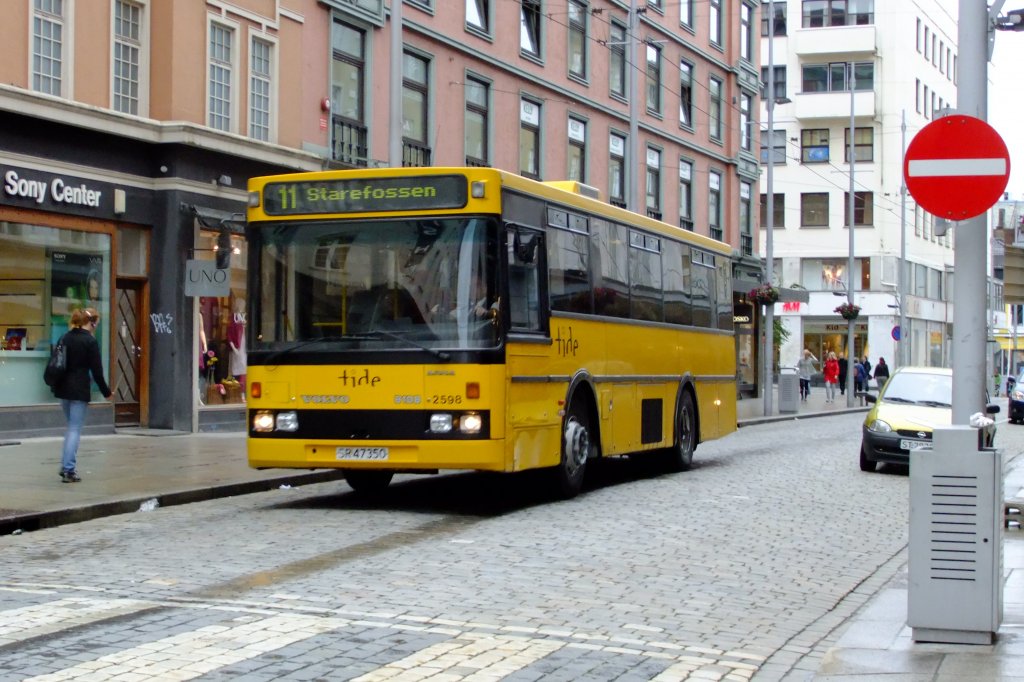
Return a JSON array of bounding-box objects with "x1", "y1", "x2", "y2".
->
[{"x1": 227, "y1": 298, "x2": 247, "y2": 396}]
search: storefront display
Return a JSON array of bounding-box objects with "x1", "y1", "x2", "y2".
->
[{"x1": 197, "y1": 231, "x2": 247, "y2": 408}]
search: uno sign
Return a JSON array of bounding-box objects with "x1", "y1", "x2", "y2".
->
[
  {"x1": 903, "y1": 115, "x2": 1010, "y2": 220},
  {"x1": 3, "y1": 170, "x2": 103, "y2": 208}
]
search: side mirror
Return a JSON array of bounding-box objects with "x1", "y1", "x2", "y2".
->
[
  {"x1": 864, "y1": 394, "x2": 876, "y2": 404},
  {"x1": 216, "y1": 230, "x2": 232, "y2": 269},
  {"x1": 986, "y1": 403, "x2": 1001, "y2": 415}
]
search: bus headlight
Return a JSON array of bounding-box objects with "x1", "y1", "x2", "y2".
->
[
  {"x1": 459, "y1": 412, "x2": 483, "y2": 434},
  {"x1": 276, "y1": 411, "x2": 299, "y2": 432},
  {"x1": 253, "y1": 411, "x2": 275, "y2": 432},
  {"x1": 430, "y1": 414, "x2": 453, "y2": 433}
]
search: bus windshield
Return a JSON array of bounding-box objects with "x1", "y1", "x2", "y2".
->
[{"x1": 252, "y1": 216, "x2": 500, "y2": 352}]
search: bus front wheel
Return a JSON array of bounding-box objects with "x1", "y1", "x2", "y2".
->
[
  {"x1": 664, "y1": 391, "x2": 696, "y2": 472},
  {"x1": 555, "y1": 403, "x2": 591, "y2": 498},
  {"x1": 343, "y1": 469, "x2": 394, "y2": 493}
]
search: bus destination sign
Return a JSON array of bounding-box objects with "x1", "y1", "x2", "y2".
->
[{"x1": 263, "y1": 175, "x2": 468, "y2": 215}]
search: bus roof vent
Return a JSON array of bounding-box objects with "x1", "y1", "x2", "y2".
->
[{"x1": 543, "y1": 180, "x2": 602, "y2": 201}]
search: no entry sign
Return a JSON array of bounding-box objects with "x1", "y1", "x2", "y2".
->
[{"x1": 903, "y1": 114, "x2": 1010, "y2": 220}]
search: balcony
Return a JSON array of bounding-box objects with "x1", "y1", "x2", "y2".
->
[
  {"x1": 402, "y1": 140, "x2": 432, "y2": 167},
  {"x1": 794, "y1": 89, "x2": 875, "y2": 120},
  {"x1": 793, "y1": 24, "x2": 876, "y2": 57},
  {"x1": 332, "y1": 116, "x2": 368, "y2": 167}
]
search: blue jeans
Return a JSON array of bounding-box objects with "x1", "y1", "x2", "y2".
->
[{"x1": 60, "y1": 399, "x2": 88, "y2": 473}]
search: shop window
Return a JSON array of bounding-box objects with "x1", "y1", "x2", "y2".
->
[
  {"x1": 196, "y1": 230, "x2": 247, "y2": 407},
  {"x1": 0, "y1": 221, "x2": 111, "y2": 406}
]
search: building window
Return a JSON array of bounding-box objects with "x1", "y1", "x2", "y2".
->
[
  {"x1": 646, "y1": 148, "x2": 661, "y2": 220},
  {"x1": 709, "y1": 0, "x2": 722, "y2": 45},
  {"x1": 709, "y1": 76, "x2": 722, "y2": 140},
  {"x1": 568, "y1": 116, "x2": 586, "y2": 182},
  {"x1": 760, "y1": 193, "x2": 785, "y2": 228},
  {"x1": 568, "y1": 0, "x2": 586, "y2": 79},
  {"x1": 679, "y1": 160, "x2": 693, "y2": 230},
  {"x1": 113, "y1": 0, "x2": 141, "y2": 115},
  {"x1": 680, "y1": 0, "x2": 692, "y2": 26},
  {"x1": 844, "y1": 127, "x2": 873, "y2": 162},
  {"x1": 761, "y1": 128, "x2": 786, "y2": 165},
  {"x1": 609, "y1": 132, "x2": 626, "y2": 207},
  {"x1": 740, "y1": 182, "x2": 753, "y2": 255},
  {"x1": 646, "y1": 44, "x2": 661, "y2": 114},
  {"x1": 800, "y1": 257, "x2": 869, "y2": 290},
  {"x1": 609, "y1": 20, "x2": 626, "y2": 98},
  {"x1": 402, "y1": 52, "x2": 430, "y2": 167},
  {"x1": 739, "y1": 93, "x2": 752, "y2": 151},
  {"x1": 32, "y1": 0, "x2": 64, "y2": 96},
  {"x1": 679, "y1": 60, "x2": 694, "y2": 127},
  {"x1": 762, "y1": 2, "x2": 787, "y2": 35},
  {"x1": 802, "y1": 0, "x2": 873, "y2": 27},
  {"x1": 464, "y1": 76, "x2": 488, "y2": 166},
  {"x1": 709, "y1": 171, "x2": 722, "y2": 240},
  {"x1": 801, "y1": 192, "x2": 829, "y2": 227},
  {"x1": 331, "y1": 21, "x2": 367, "y2": 166},
  {"x1": 466, "y1": 0, "x2": 489, "y2": 33},
  {"x1": 761, "y1": 65, "x2": 786, "y2": 101},
  {"x1": 802, "y1": 62, "x2": 873, "y2": 92},
  {"x1": 916, "y1": 18, "x2": 922, "y2": 52},
  {"x1": 801, "y1": 129, "x2": 829, "y2": 163},
  {"x1": 249, "y1": 38, "x2": 272, "y2": 142},
  {"x1": 740, "y1": 4, "x2": 753, "y2": 61},
  {"x1": 520, "y1": 0, "x2": 541, "y2": 58},
  {"x1": 844, "y1": 191, "x2": 873, "y2": 226},
  {"x1": 520, "y1": 98, "x2": 541, "y2": 179},
  {"x1": 208, "y1": 23, "x2": 234, "y2": 132}
]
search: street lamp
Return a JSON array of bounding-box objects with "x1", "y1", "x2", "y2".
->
[
  {"x1": 763, "y1": 0, "x2": 778, "y2": 417},
  {"x1": 846, "y1": 62, "x2": 857, "y2": 407}
]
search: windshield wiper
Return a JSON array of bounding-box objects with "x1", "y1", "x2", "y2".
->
[
  {"x1": 362, "y1": 328, "x2": 451, "y2": 361},
  {"x1": 263, "y1": 336, "x2": 353, "y2": 365},
  {"x1": 882, "y1": 396, "x2": 917, "y2": 404},
  {"x1": 916, "y1": 399, "x2": 952, "y2": 408}
]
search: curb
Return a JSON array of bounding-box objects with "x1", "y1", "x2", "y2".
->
[
  {"x1": 0, "y1": 469, "x2": 348, "y2": 536},
  {"x1": 738, "y1": 406, "x2": 870, "y2": 428}
]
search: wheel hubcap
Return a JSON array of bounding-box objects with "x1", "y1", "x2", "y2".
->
[{"x1": 564, "y1": 418, "x2": 589, "y2": 473}]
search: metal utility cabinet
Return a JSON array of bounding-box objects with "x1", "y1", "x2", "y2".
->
[
  {"x1": 778, "y1": 367, "x2": 798, "y2": 414},
  {"x1": 908, "y1": 426, "x2": 1003, "y2": 644}
]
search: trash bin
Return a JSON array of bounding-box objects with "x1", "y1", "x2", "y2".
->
[{"x1": 778, "y1": 366, "x2": 799, "y2": 414}]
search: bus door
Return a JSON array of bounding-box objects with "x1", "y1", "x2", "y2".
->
[{"x1": 503, "y1": 224, "x2": 559, "y2": 471}]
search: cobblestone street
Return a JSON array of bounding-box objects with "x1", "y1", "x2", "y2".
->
[{"x1": 0, "y1": 413, "x2": 971, "y2": 681}]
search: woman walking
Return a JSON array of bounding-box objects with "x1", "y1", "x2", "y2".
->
[
  {"x1": 797, "y1": 348, "x2": 819, "y2": 402},
  {"x1": 873, "y1": 357, "x2": 890, "y2": 388},
  {"x1": 51, "y1": 307, "x2": 111, "y2": 482},
  {"x1": 823, "y1": 352, "x2": 840, "y2": 403}
]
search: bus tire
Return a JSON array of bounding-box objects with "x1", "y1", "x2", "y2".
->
[
  {"x1": 556, "y1": 402, "x2": 591, "y2": 498},
  {"x1": 343, "y1": 469, "x2": 394, "y2": 493},
  {"x1": 664, "y1": 390, "x2": 696, "y2": 472}
]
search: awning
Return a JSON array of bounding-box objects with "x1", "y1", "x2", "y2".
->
[{"x1": 994, "y1": 337, "x2": 1023, "y2": 351}]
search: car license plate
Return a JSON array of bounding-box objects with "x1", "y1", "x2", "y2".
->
[
  {"x1": 900, "y1": 439, "x2": 930, "y2": 451},
  {"x1": 336, "y1": 447, "x2": 389, "y2": 461}
]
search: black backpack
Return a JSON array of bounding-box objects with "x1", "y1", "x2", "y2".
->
[{"x1": 43, "y1": 335, "x2": 68, "y2": 387}]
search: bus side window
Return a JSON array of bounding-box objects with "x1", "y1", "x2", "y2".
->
[{"x1": 507, "y1": 228, "x2": 543, "y2": 332}]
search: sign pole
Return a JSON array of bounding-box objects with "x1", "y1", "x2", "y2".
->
[{"x1": 951, "y1": 0, "x2": 990, "y2": 425}]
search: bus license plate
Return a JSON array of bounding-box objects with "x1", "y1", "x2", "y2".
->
[
  {"x1": 899, "y1": 439, "x2": 929, "y2": 451},
  {"x1": 336, "y1": 447, "x2": 389, "y2": 461}
]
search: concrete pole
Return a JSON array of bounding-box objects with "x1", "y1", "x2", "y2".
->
[
  {"x1": 846, "y1": 63, "x2": 857, "y2": 407},
  {"x1": 951, "y1": 0, "x2": 989, "y2": 424},
  {"x1": 763, "y1": 0, "x2": 775, "y2": 417},
  {"x1": 627, "y1": 0, "x2": 640, "y2": 213},
  {"x1": 389, "y1": 1, "x2": 403, "y2": 167},
  {"x1": 900, "y1": 110, "x2": 909, "y2": 368}
]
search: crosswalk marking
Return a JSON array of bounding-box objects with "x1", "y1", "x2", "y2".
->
[
  {"x1": 0, "y1": 597, "x2": 156, "y2": 646},
  {"x1": 22, "y1": 613, "x2": 350, "y2": 682},
  {"x1": 351, "y1": 632, "x2": 564, "y2": 682}
]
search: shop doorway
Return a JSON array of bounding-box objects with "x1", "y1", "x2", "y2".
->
[{"x1": 113, "y1": 278, "x2": 146, "y2": 426}]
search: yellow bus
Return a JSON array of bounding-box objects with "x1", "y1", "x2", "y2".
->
[{"x1": 245, "y1": 167, "x2": 737, "y2": 497}]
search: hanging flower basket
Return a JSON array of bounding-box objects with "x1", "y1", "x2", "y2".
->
[
  {"x1": 834, "y1": 302, "x2": 861, "y2": 321},
  {"x1": 748, "y1": 284, "x2": 779, "y2": 306}
]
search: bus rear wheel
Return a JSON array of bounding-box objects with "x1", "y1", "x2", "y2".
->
[
  {"x1": 555, "y1": 403, "x2": 591, "y2": 498},
  {"x1": 343, "y1": 469, "x2": 394, "y2": 493},
  {"x1": 663, "y1": 391, "x2": 696, "y2": 472}
]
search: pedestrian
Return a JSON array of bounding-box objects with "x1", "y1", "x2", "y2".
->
[
  {"x1": 854, "y1": 360, "x2": 866, "y2": 394},
  {"x1": 873, "y1": 357, "x2": 890, "y2": 388},
  {"x1": 51, "y1": 307, "x2": 112, "y2": 483},
  {"x1": 861, "y1": 356, "x2": 873, "y2": 382},
  {"x1": 823, "y1": 352, "x2": 839, "y2": 403},
  {"x1": 797, "y1": 348, "x2": 819, "y2": 402},
  {"x1": 838, "y1": 355, "x2": 848, "y2": 395}
]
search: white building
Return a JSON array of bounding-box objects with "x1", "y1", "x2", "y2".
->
[{"x1": 759, "y1": 0, "x2": 958, "y2": 374}]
